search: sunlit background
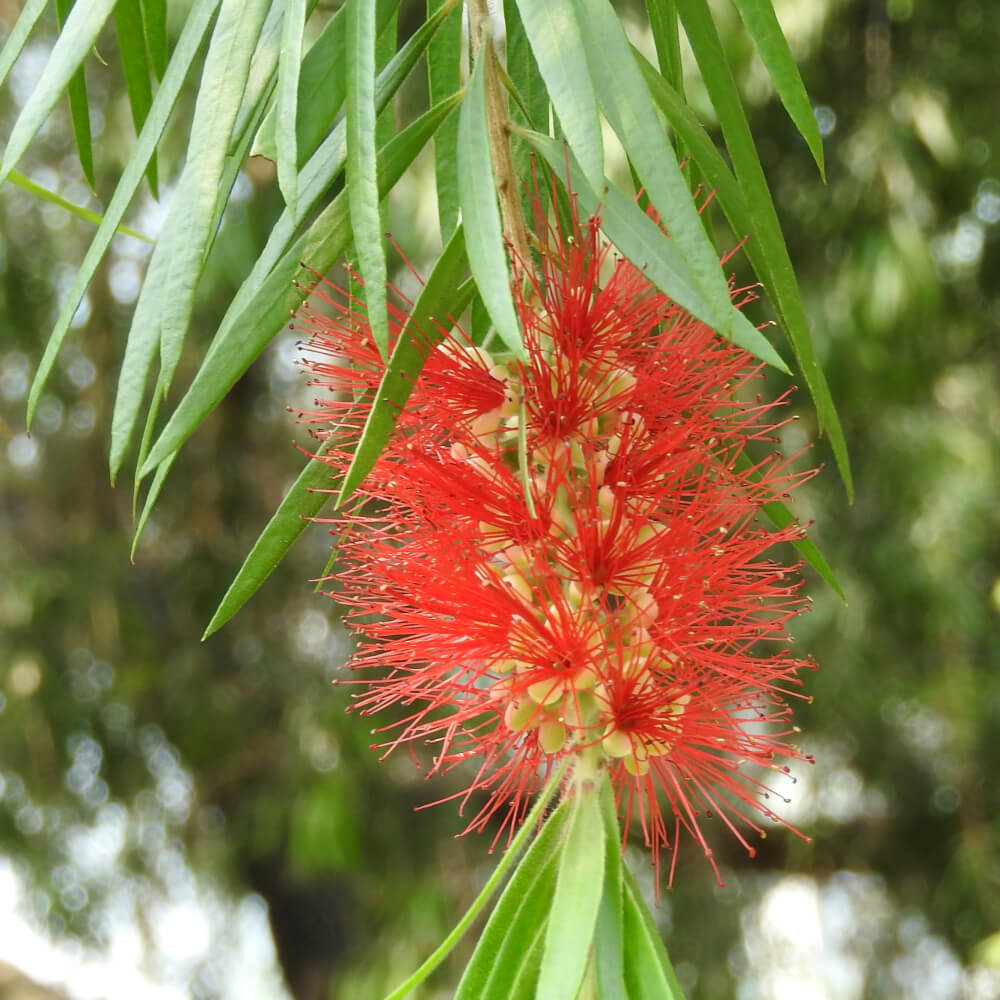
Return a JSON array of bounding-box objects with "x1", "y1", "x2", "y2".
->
[{"x1": 2, "y1": 0, "x2": 999, "y2": 997}]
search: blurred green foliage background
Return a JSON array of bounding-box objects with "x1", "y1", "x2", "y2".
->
[{"x1": 1, "y1": 1, "x2": 999, "y2": 998}]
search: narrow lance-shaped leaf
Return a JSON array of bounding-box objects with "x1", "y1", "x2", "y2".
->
[
  {"x1": 276, "y1": 0, "x2": 307, "y2": 218},
  {"x1": 253, "y1": 0, "x2": 400, "y2": 165},
  {"x1": 8, "y1": 170, "x2": 150, "y2": 240},
  {"x1": 536, "y1": 783, "x2": 605, "y2": 1000},
  {"x1": 0, "y1": 0, "x2": 116, "y2": 186},
  {"x1": 138, "y1": 17, "x2": 460, "y2": 481},
  {"x1": 521, "y1": 130, "x2": 789, "y2": 372},
  {"x1": 427, "y1": 0, "x2": 463, "y2": 240},
  {"x1": 593, "y1": 780, "x2": 627, "y2": 999},
  {"x1": 131, "y1": 7, "x2": 288, "y2": 500},
  {"x1": 454, "y1": 800, "x2": 570, "y2": 1000},
  {"x1": 55, "y1": 0, "x2": 96, "y2": 189},
  {"x1": 671, "y1": 0, "x2": 852, "y2": 497},
  {"x1": 109, "y1": 0, "x2": 271, "y2": 482},
  {"x1": 26, "y1": 0, "x2": 222, "y2": 427},
  {"x1": 338, "y1": 225, "x2": 472, "y2": 505},
  {"x1": 203, "y1": 169, "x2": 466, "y2": 636},
  {"x1": 140, "y1": 0, "x2": 168, "y2": 79},
  {"x1": 0, "y1": 0, "x2": 48, "y2": 89},
  {"x1": 512, "y1": 0, "x2": 603, "y2": 189},
  {"x1": 569, "y1": 0, "x2": 737, "y2": 339},
  {"x1": 201, "y1": 442, "x2": 335, "y2": 638},
  {"x1": 114, "y1": 0, "x2": 159, "y2": 196},
  {"x1": 730, "y1": 0, "x2": 825, "y2": 179},
  {"x1": 645, "y1": 0, "x2": 683, "y2": 92},
  {"x1": 621, "y1": 868, "x2": 686, "y2": 1000},
  {"x1": 380, "y1": 762, "x2": 571, "y2": 1000},
  {"x1": 347, "y1": 0, "x2": 390, "y2": 358},
  {"x1": 457, "y1": 25, "x2": 523, "y2": 357}
]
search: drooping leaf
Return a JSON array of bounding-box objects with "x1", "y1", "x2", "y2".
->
[
  {"x1": 645, "y1": 0, "x2": 683, "y2": 92},
  {"x1": 593, "y1": 780, "x2": 627, "y2": 999},
  {"x1": 54, "y1": 0, "x2": 96, "y2": 189},
  {"x1": 730, "y1": 0, "x2": 825, "y2": 179},
  {"x1": 8, "y1": 169, "x2": 150, "y2": 240},
  {"x1": 380, "y1": 762, "x2": 570, "y2": 1000},
  {"x1": 138, "y1": 37, "x2": 460, "y2": 483},
  {"x1": 621, "y1": 868, "x2": 686, "y2": 1000},
  {"x1": 252, "y1": 0, "x2": 400, "y2": 165},
  {"x1": 503, "y1": 0, "x2": 547, "y2": 131},
  {"x1": 0, "y1": 0, "x2": 48, "y2": 89},
  {"x1": 427, "y1": 0, "x2": 463, "y2": 240},
  {"x1": 338, "y1": 225, "x2": 472, "y2": 505},
  {"x1": 114, "y1": 0, "x2": 158, "y2": 196},
  {"x1": 669, "y1": 0, "x2": 852, "y2": 497},
  {"x1": 276, "y1": 0, "x2": 307, "y2": 217},
  {"x1": 570, "y1": 0, "x2": 737, "y2": 340},
  {"x1": 347, "y1": 0, "x2": 389, "y2": 358},
  {"x1": 201, "y1": 161, "x2": 463, "y2": 635},
  {"x1": 454, "y1": 800, "x2": 569, "y2": 1000},
  {"x1": 109, "y1": 0, "x2": 272, "y2": 482},
  {"x1": 457, "y1": 31, "x2": 523, "y2": 357},
  {"x1": 521, "y1": 130, "x2": 789, "y2": 372},
  {"x1": 1, "y1": 0, "x2": 116, "y2": 186},
  {"x1": 140, "y1": 0, "x2": 168, "y2": 78},
  {"x1": 536, "y1": 783, "x2": 605, "y2": 1000},
  {"x1": 761, "y1": 493, "x2": 845, "y2": 600},
  {"x1": 201, "y1": 442, "x2": 337, "y2": 638},
  {"x1": 26, "y1": 0, "x2": 222, "y2": 428},
  {"x1": 512, "y1": 0, "x2": 603, "y2": 189}
]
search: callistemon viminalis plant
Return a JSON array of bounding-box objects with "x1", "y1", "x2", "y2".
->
[{"x1": 294, "y1": 192, "x2": 817, "y2": 884}]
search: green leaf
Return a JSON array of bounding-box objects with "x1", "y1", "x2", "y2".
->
[
  {"x1": 761, "y1": 494, "x2": 845, "y2": 601},
  {"x1": 427, "y1": 0, "x2": 463, "y2": 240},
  {"x1": 253, "y1": 0, "x2": 400, "y2": 165},
  {"x1": 139, "y1": 93, "x2": 461, "y2": 489},
  {"x1": 594, "y1": 780, "x2": 627, "y2": 1000},
  {"x1": 508, "y1": 921, "x2": 549, "y2": 1000},
  {"x1": 109, "y1": 0, "x2": 271, "y2": 482},
  {"x1": 140, "y1": 0, "x2": 168, "y2": 79},
  {"x1": 669, "y1": 0, "x2": 851, "y2": 497},
  {"x1": 0, "y1": 0, "x2": 116, "y2": 188},
  {"x1": 536, "y1": 782, "x2": 605, "y2": 1000},
  {"x1": 7, "y1": 169, "x2": 150, "y2": 241},
  {"x1": 457, "y1": 33, "x2": 523, "y2": 357},
  {"x1": 512, "y1": 0, "x2": 603, "y2": 189},
  {"x1": 455, "y1": 800, "x2": 570, "y2": 1000},
  {"x1": 202, "y1": 443, "x2": 337, "y2": 638},
  {"x1": 521, "y1": 130, "x2": 789, "y2": 372},
  {"x1": 730, "y1": 0, "x2": 825, "y2": 179},
  {"x1": 0, "y1": 0, "x2": 48, "y2": 89},
  {"x1": 621, "y1": 868, "x2": 686, "y2": 1000},
  {"x1": 114, "y1": 0, "x2": 158, "y2": 196},
  {"x1": 54, "y1": 0, "x2": 96, "y2": 189},
  {"x1": 276, "y1": 0, "x2": 307, "y2": 218},
  {"x1": 645, "y1": 0, "x2": 683, "y2": 92},
  {"x1": 503, "y1": 0, "x2": 547, "y2": 131},
  {"x1": 569, "y1": 0, "x2": 737, "y2": 341},
  {"x1": 381, "y1": 761, "x2": 571, "y2": 1000},
  {"x1": 26, "y1": 0, "x2": 221, "y2": 429},
  {"x1": 338, "y1": 225, "x2": 472, "y2": 505},
  {"x1": 347, "y1": 0, "x2": 389, "y2": 359}
]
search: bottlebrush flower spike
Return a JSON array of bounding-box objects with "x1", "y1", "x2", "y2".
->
[{"x1": 294, "y1": 184, "x2": 818, "y2": 883}]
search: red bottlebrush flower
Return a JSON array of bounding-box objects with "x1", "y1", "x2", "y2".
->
[{"x1": 294, "y1": 186, "x2": 818, "y2": 883}]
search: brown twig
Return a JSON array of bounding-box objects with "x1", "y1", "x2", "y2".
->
[{"x1": 468, "y1": 0, "x2": 532, "y2": 267}]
